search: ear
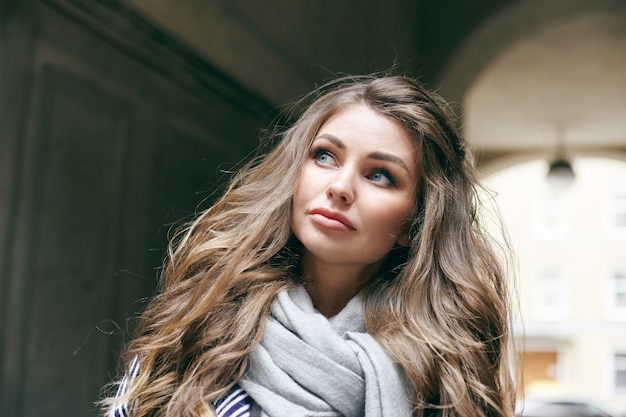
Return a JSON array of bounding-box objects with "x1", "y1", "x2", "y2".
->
[{"x1": 397, "y1": 233, "x2": 411, "y2": 248}]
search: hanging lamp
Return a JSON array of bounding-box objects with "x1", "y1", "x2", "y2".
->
[{"x1": 547, "y1": 127, "x2": 575, "y2": 187}]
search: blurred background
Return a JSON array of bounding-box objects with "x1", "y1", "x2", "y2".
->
[{"x1": 1, "y1": 0, "x2": 625, "y2": 416}]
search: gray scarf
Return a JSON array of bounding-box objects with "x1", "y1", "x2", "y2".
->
[{"x1": 239, "y1": 286, "x2": 412, "y2": 417}]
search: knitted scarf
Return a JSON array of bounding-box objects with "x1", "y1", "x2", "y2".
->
[{"x1": 239, "y1": 286, "x2": 412, "y2": 417}]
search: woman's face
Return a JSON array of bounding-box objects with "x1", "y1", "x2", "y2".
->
[{"x1": 291, "y1": 104, "x2": 418, "y2": 272}]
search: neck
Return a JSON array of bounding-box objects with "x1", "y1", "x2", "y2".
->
[{"x1": 301, "y1": 252, "x2": 382, "y2": 317}]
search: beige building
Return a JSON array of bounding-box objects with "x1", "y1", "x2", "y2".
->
[{"x1": 485, "y1": 157, "x2": 626, "y2": 413}]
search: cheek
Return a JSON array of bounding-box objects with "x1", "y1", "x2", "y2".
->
[
  {"x1": 377, "y1": 200, "x2": 415, "y2": 235},
  {"x1": 292, "y1": 166, "x2": 308, "y2": 203},
  {"x1": 291, "y1": 174, "x2": 316, "y2": 224},
  {"x1": 293, "y1": 165, "x2": 323, "y2": 204},
  {"x1": 292, "y1": 178, "x2": 308, "y2": 210}
]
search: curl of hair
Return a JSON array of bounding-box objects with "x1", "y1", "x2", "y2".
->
[{"x1": 100, "y1": 74, "x2": 517, "y2": 417}]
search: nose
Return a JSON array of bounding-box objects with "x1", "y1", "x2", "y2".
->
[{"x1": 326, "y1": 169, "x2": 355, "y2": 205}]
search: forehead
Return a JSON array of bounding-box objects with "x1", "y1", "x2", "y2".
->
[{"x1": 317, "y1": 104, "x2": 416, "y2": 154}]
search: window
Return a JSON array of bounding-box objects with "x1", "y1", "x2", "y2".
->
[
  {"x1": 607, "y1": 269, "x2": 626, "y2": 320},
  {"x1": 606, "y1": 190, "x2": 626, "y2": 239},
  {"x1": 534, "y1": 267, "x2": 567, "y2": 319},
  {"x1": 615, "y1": 271, "x2": 626, "y2": 308},
  {"x1": 615, "y1": 352, "x2": 626, "y2": 392},
  {"x1": 534, "y1": 188, "x2": 569, "y2": 241}
]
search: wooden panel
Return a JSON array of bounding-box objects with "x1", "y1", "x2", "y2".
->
[
  {"x1": 17, "y1": 66, "x2": 129, "y2": 416},
  {"x1": 146, "y1": 119, "x2": 230, "y2": 269},
  {"x1": 1, "y1": 2, "x2": 269, "y2": 416},
  {"x1": 0, "y1": 9, "x2": 38, "y2": 416}
]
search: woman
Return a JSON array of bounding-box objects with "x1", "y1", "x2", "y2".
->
[{"x1": 100, "y1": 74, "x2": 517, "y2": 417}]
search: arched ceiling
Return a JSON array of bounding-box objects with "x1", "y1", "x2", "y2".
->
[
  {"x1": 464, "y1": 5, "x2": 626, "y2": 155},
  {"x1": 123, "y1": 0, "x2": 626, "y2": 159},
  {"x1": 125, "y1": 0, "x2": 422, "y2": 104}
]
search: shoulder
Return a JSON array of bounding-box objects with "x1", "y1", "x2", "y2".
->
[
  {"x1": 106, "y1": 356, "x2": 140, "y2": 417},
  {"x1": 214, "y1": 384, "x2": 254, "y2": 417},
  {"x1": 108, "y1": 357, "x2": 254, "y2": 417}
]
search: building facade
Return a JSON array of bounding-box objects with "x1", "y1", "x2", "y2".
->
[{"x1": 486, "y1": 158, "x2": 626, "y2": 413}]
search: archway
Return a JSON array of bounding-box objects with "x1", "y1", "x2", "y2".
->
[{"x1": 438, "y1": 0, "x2": 626, "y2": 166}]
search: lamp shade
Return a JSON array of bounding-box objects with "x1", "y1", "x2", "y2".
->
[{"x1": 547, "y1": 157, "x2": 575, "y2": 187}]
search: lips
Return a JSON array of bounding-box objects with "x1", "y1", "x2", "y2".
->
[{"x1": 309, "y1": 208, "x2": 356, "y2": 231}]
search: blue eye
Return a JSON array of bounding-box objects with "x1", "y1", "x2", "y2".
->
[
  {"x1": 312, "y1": 148, "x2": 336, "y2": 166},
  {"x1": 370, "y1": 169, "x2": 396, "y2": 187}
]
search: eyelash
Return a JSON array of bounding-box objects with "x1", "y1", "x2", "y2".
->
[
  {"x1": 370, "y1": 168, "x2": 397, "y2": 187},
  {"x1": 311, "y1": 148, "x2": 334, "y2": 165},
  {"x1": 310, "y1": 147, "x2": 397, "y2": 187}
]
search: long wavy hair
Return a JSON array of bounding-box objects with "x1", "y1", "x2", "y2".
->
[{"x1": 100, "y1": 75, "x2": 517, "y2": 417}]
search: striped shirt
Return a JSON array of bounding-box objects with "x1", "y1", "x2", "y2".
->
[
  {"x1": 213, "y1": 385, "x2": 252, "y2": 417},
  {"x1": 108, "y1": 357, "x2": 254, "y2": 417}
]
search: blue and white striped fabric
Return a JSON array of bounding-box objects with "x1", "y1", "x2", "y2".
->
[
  {"x1": 213, "y1": 385, "x2": 252, "y2": 417},
  {"x1": 108, "y1": 357, "x2": 253, "y2": 417},
  {"x1": 109, "y1": 356, "x2": 140, "y2": 417}
]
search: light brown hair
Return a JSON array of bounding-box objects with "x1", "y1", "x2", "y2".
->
[{"x1": 101, "y1": 74, "x2": 517, "y2": 417}]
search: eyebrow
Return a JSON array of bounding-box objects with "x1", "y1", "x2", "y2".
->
[
  {"x1": 316, "y1": 134, "x2": 345, "y2": 149},
  {"x1": 314, "y1": 133, "x2": 411, "y2": 174}
]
